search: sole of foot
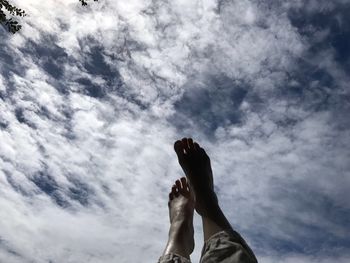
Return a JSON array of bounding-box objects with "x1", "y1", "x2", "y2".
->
[
  {"x1": 168, "y1": 177, "x2": 195, "y2": 255},
  {"x1": 174, "y1": 138, "x2": 218, "y2": 216}
]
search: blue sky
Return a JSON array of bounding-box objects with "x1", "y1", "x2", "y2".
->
[{"x1": 0, "y1": 0, "x2": 349, "y2": 262}]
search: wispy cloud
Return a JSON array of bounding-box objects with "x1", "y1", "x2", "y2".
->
[{"x1": 1, "y1": 0, "x2": 349, "y2": 262}]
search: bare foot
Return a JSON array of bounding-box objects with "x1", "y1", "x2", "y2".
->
[
  {"x1": 166, "y1": 177, "x2": 195, "y2": 257},
  {"x1": 174, "y1": 138, "x2": 218, "y2": 216}
]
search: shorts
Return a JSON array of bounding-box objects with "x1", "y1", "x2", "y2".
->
[{"x1": 158, "y1": 230, "x2": 257, "y2": 263}]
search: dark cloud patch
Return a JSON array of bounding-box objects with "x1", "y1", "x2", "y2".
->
[
  {"x1": 30, "y1": 170, "x2": 70, "y2": 208},
  {"x1": 43, "y1": 59, "x2": 64, "y2": 79},
  {"x1": 274, "y1": 117, "x2": 298, "y2": 129},
  {"x1": 37, "y1": 105, "x2": 57, "y2": 121},
  {"x1": 288, "y1": 2, "x2": 350, "y2": 71},
  {"x1": 0, "y1": 45, "x2": 15, "y2": 73},
  {"x1": 15, "y1": 108, "x2": 29, "y2": 125},
  {"x1": 29, "y1": 168, "x2": 95, "y2": 207},
  {"x1": 15, "y1": 108, "x2": 35, "y2": 128},
  {"x1": 20, "y1": 35, "x2": 68, "y2": 80},
  {"x1": 82, "y1": 44, "x2": 115, "y2": 79},
  {"x1": 31, "y1": 171, "x2": 58, "y2": 196},
  {"x1": 275, "y1": 2, "x2": 350, "y2": 132},
  {"x1": 66, "y1": 177, "x2": 94, "y2": 206},
  {"x1": 0, "y1": 90, "x2": 4, "y2": 101},
  {"x1": 0, "y1": 119, "x2": 9, "y2": 129},
  {"x1": 80, "y1": 38, "x2": 123, "y2": 81},
  {"x1": 0, "y1": 33, "x2": 71, "y2": 99},
  {"x1": 60, "y1": 108, "x2": 78, "y2": 141},
  {"x1": 77, "y1": 77, "x2": 105, "y2": 98},
  {"x1": 171, "y1": 75, "x2": 249, "y2": 135},
  {"x1": 281, "y1": 63, "x2": 336, "y2": 112},
  {"x1": 0, "y1": 36, "x2": 23, "y2": 82},
  {"x1": 73, "y1": 39, "x2": 127, "y2": 99},
  {"x1": 0, "y1": 25, "x2": 7, "y2": 35},
  {"x1": 14, "y1": 107, "x2": 40, "y2": 129}
]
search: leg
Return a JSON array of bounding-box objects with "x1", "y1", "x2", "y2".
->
[
  {"x1": 159, "y1": 177, "x2": 195, "y2": 262},
  {"x1": 174, "y1": 138, "x2": 258, "y2": 263},
  {"x1": 174, "y1": 138, "x2": 231, "y2": 240}
]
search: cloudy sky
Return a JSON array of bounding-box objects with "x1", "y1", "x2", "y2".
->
[{"x1": 1, "y1": 0, "x2": 350, "y2": 262}]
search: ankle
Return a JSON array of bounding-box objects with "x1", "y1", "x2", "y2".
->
[
  {"x1": 168, "y1": 219, "x2": 194, "y2": 253},
  {"x1": 198, "y1": 189, "x2": 218, "y2": 206},
  {"x1": 170, "y1": 218, "x2": 193, "y2": 234}
]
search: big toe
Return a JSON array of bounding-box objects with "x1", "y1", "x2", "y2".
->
[{"x1": 174, "y1": 140, "x2": 185, "y2": 159}]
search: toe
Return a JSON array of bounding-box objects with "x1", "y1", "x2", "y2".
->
[
  {"x1": 180, "y1": 177, "x2": 189, "y2": 193},
  {"x1": 181, "y1": 138, "x2": 190, "y2": 154},
  {"x1": 175, "y1": 179, "x2": 182, "y2": 191},
  {"x1": 172, "y1": 185, "x2": 179, "y2": 197},
  {"x1": 174, "y1": 140, "x2": 185, "y2": 160},
  {"x1": 188, "y1": 138, "x2": 194, "y2": 150},
  {"x1": 169, "y1": 192, "x2": 174, "y2": 200}
]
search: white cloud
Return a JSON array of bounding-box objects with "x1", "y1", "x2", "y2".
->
[{"x1": 1, "y1": 0, "x2": 349, "y2": 262}]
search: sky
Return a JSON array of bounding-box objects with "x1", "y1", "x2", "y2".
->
[{"x1": 0, "y1": 0, "x2": 350, "y2": 262}]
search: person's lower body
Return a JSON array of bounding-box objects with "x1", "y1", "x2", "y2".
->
[
  {"x1": 159, "y1": 229, "x2": 256, "y2": 263},
  {"x1": 158, "y1": 178, "x2": 256, "y2": 263},
  {"x1": 159, "y1": 138, "x2": 257, "y2": 263}
]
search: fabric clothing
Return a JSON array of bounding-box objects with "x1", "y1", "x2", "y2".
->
[
  {"x1": 158, "y1": 230, "x2": 257, "y2": 263},
  {"x1": 158, "y1": 253, "x2": 191, "y2": 263}
]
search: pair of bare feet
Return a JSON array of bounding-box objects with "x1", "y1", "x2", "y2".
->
[{"x1": 163, "y1": 138, "x2": 230, "y2": 259}]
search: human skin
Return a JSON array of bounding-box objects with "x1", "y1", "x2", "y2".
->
[{"x1": 162, "y1": 138, "x2": 235, "y2": 259}]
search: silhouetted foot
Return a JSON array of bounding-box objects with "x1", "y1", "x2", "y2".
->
[
  {"x1": 167, "y1": 177, "x2": 195, "y2": 256},
  {"x1": 174, "y1": 138, "x2": 218, "y2": 216}
]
